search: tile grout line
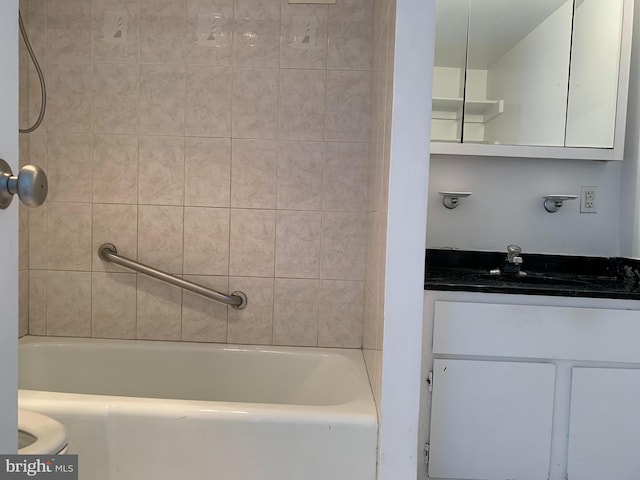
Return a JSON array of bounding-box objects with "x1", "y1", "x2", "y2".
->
[
  {"x1": 43, "y1": 0, "x2": 48, "y2": 337},
  {"x1": 89, "y1": 0, "x2": 95, "y2": 339},
  {"x1": 317, "y1": 4, "x2": 331, "y2": 348},
  {"x1": 227, "y1": 0, "x2": 235, "y2": 344},
  {"x1": 178, "y1": 0, "x2": 190, "y2": 343},
  {"x1": 269, "y1": 0, "x2": 283, "y2": 347},
  {"x1": 180, "y1": 3, "x2": 187, "y2": 339},
  {"x1": 135, "y1": 0, "x2": 142, "y2": 341}
]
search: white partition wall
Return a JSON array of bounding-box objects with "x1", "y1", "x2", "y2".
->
[
  {"x1": 0, "y1": 0, "x2": 20, "y2": 454},
  {"x1": 377, "y1": 0, "x2": 433, "y2": 478}
]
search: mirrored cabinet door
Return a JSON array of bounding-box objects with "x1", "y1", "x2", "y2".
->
[
  {"x1": 466, "y1": 0, "x2": 572, "y2": 147},
  {"x1": 565, "y1": 0, "x2": 624, "y2": 148},
  {"x1": 431, "y1": 0, "x2": 468, "y2": 143},
  {"x1": 431, "y1": 0, "x2": 629, "y2": 156}
]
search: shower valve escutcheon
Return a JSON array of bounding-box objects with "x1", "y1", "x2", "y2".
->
[{"x1": 0, "y1": 158, "x2": 48, "y2": 209}]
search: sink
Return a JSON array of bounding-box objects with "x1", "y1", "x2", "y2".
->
[{"x1": 425, "y1": 249, "x2": 640, "y2": 299}]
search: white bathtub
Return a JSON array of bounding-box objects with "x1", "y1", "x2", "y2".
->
[{"x1": 18, "y1": 336, "x2": 378, "y2": 480}]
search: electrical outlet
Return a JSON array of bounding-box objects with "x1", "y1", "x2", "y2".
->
[{"x1": 580, "y1": 186, "x2": 597, "y2": 213}]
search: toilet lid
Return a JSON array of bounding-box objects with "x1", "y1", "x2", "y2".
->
[{"x1": 18, "y1": 410, "x2": 68, "y2": 455}]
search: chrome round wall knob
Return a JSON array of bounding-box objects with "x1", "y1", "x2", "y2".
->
[{"x1": 0, "y1": 158, "x2": 48, "y2": 209}]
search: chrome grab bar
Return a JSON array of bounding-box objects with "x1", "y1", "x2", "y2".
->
[{"x1": 98, "y1": 243, "x2": 248, "y2": 310}]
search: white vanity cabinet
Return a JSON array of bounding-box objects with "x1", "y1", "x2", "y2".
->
[{"x1": 421, "y1": 292, "x2": 640, "y2": 480}]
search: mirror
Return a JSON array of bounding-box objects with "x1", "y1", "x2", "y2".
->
[
  {"x1": 466, "y1": 0, "x2": 572, "y2": 147},
  {"x1": 566, "y1": 0, "x2": 624, "y2": 148},
  {"x1": 431, "y1": 0, "x2": 625, "y2": 150},
  {"x1": 432, "y1": 0, "x2": 468, "y2": 143}
]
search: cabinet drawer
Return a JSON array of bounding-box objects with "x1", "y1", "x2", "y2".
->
[{"x1": 433, "y1": 301, "x2": 640, "y2": 362}]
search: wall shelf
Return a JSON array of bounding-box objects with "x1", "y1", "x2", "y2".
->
[
  {"x1": 464, "y1": 99, "x2": 504, "y2": 123},
  {"x1": 431, "y1": 97, "x2": 504, "y2": 124},
  {"x1": 432, "y1": 97, "x2": 463, "y2": 111},
  {"x1": 432, "y1": 97, "x2": 463, "y2": 121}
]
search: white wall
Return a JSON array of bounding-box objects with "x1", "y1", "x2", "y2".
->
[
  {"x1": 465, "y1": 69, "x2": 488, "y2": 101},
  {"x1": 432, "y1": 66, "x2": 463, "y2": 98},
  {"x1": 427, "y1": 155, "x2": 622, "y2": 256},
  {"x1": 377, "y1": 0, "x2": 433, "y2": 477},
  {"x1": 484, "y1": 1, "x2": 572, "y2": 146},
  {"x1": 431, "y1": 67, "x2": 463, "y2": 141},
  {"x1": 0, "y1": 0, "x2": 19, "y2": 453}
]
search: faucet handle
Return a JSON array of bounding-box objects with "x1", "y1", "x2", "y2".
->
[
  {"x1": 507, "y1": 244, "x2": 522, "y2": 256},
  {"x1": 506, "y1": 244, "x2": 523, "y2": 263}
]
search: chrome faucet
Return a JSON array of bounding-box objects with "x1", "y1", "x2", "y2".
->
[
  {"x1": 506, "y1": 244, "x2": 523, "y2": 265},
  {"x1": 490, "y1": 244, "x2": 526, "y2": 277}
]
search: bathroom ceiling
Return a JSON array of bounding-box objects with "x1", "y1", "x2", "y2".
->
[{"x1": 435, "y1": 0, "x2": 570, "y2": 69}]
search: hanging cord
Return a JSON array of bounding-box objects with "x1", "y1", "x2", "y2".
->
[{"x1": 18, "y1": 9, "x2": 46, "y2": 134}]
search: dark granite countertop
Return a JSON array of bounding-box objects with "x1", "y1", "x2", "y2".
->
[{"x1": 425, "y1": 249, "x2": 640, "y2": 300}]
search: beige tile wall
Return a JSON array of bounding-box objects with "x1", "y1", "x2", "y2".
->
[
  {"x1": 363, "y1": 0, "x2": 395, "y2": 413},
  {"x1": 21, "y1": 0, "x2": 374, "y2": 348}
]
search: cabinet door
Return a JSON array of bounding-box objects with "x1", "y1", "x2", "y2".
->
[
  {"x1": 565, "y1": 0, "x2": 624, "y2": 148},
  {"x1": 428, "y1": 359, "x2": 555, "y2": 480},
  {"x1": 567, "y1": 368, "x2": 640, "y2": 480},
  {"x1": 466, "y1": 0, "x2": 573, "y2": 147}
]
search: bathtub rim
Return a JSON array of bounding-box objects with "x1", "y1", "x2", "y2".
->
[{"x1": 18, "y1": 335, "x2": 378, "y2": 425}]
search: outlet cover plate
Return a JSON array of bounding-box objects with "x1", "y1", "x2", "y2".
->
[{"x1": 580, "y1": 185, "x2": 598, "y2": 214}]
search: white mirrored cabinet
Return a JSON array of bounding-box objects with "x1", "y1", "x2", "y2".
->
[{"x1": 431, "y1": 0, "x2": 633, "y2": 160}]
